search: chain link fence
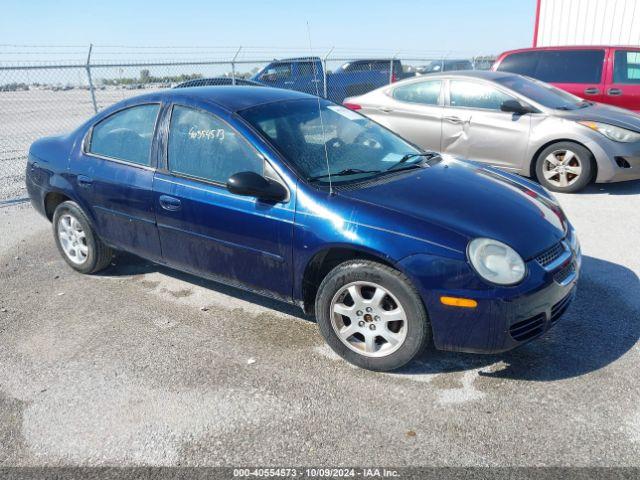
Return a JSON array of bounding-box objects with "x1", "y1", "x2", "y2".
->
[{"x1": 0, "y1": 45, "x2": 496, "y2": 201}]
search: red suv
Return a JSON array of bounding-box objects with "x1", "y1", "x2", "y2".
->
[{"x1": 492, "y1": 46, "x2": 640, "y2": 112}]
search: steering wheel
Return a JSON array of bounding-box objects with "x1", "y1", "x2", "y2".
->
[
  {"x1": 354, "y1": 132, "x2": 382, "y2": 149},
  {"x1": 325, "y1": 137, "x2": 345, "y2": 150}
]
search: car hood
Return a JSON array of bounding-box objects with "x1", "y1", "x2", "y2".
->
[
  {"x1": 338, "y1": 158, "x2": 568, "y2": 260},
  {"x1": 554, "y1": 102, "x2": 640, "y2": 132}
]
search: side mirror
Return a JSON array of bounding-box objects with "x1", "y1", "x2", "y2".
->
[
  {"x1": 226, "y1": 171, "x2": 287, "y2": 202},
  {"x1": 500, "y1": 99, "x2": 532, "y2": 115}
]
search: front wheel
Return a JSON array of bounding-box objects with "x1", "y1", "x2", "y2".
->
[
  {"x1": 52, "y1": 200, "x2": 113, "y2": 274},
  {"x1": 315, "y1": 260, "x2": 430, "y2": 371},
  {"x1": 535, "y1": 142, "x2": 595, "y2": 193}
]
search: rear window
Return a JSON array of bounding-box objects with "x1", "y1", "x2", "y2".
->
[{"x1": 497, "y1": 50, "x2": 605, "y2": 84}]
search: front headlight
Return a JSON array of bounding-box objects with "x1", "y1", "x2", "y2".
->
[
  {"x1": 467, "y1": 238, "x2": 526, "y2": 286},
  {"x1": 578, "y1": 121, "x2": 640, "y2": 143}
]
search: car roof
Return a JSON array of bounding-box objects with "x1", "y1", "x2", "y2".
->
[
  {"x1": 416, "y1": 70, "x2": 516, "y2": 81},
  {"x1": 131, "y1": 86, "x2": 317, "y2": 113},
  {"x1": 499, "y1": 45, "x2": 640, "y2": 56}
]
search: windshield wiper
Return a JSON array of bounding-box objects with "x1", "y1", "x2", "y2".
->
[
  {"x1": 307, "y1": 168, "x2": 382, "y2": 181},
  {"x1": 386, "y1": 152, "x2": 435, "y2": 172}
]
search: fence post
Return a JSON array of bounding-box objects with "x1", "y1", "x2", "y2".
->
[
  {"x1": 389, "y1": 51, "x2": 400, "y2": 84},
  {"x1": 231, "y1": 46, "x2": 242, "y2": 85},
  {"x1": 322, "y1": 47, "x2": 334, "y2": 99},
  {"x1": 85, "y1": 44, "x2": 98, "y2": 114}
]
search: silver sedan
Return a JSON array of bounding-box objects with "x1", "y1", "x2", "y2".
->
[{"x1": 344, "y1": 71, "x2": 640, "y2": 193}]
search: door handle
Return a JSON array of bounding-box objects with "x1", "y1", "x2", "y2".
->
[
  {"x1": 584, "y1": 87, "x2": 600, "y2": 95},
  {"x1": 159, "y1": 195, "x2": 181, "y2": 211},
  {"x1": 607, "y1": 88, "x2": 623, "y2": 96},
  {"x1": 284, "y1": 81, "x2": 295, "y2": 85},
  {"x1": 378, "y1": 106, "x2": 393, "y2": 113},
  {"x1": 444, "y1": 115, "x2": 463, "y2": 124},
  {"x1": 77, "y1": 175, "x2": 93, "y2": 188}
]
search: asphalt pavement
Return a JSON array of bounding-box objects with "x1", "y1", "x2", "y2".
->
[{"x1": 0, "y1": 180, "x2": 639, "y2": 467}]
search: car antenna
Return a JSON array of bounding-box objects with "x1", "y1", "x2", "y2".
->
[{"x1": 306, "y1": 21, "x2": 333, "y2": 195}]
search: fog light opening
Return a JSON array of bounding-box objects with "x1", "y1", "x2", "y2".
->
[{"x1": 614, "y1": 156, "x2": 631, "y2": 169}]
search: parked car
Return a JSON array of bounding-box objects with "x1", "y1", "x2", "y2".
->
[
  {"x1": 174, "y1": 77, "x2": 262, "y2": 88},
  {"x1": 493, "y1": 46, "x2": 640, "y2": 112},
  {"x1": 344, "y1": 71, "x2": 640, "y2": 193},
  {"x1": 26, "y1": 86, "x2": 580, "y2": 371},
  {"x1": 251, "y1": 57, "x2": 413, "y2": 103},
  {"x1": 416, "y1": 59, "x2": 473, "y2": 74}
]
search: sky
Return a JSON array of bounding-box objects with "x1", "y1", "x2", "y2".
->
[{"x1": 0, "y1": 0, "x2": 537, "y2": 57}]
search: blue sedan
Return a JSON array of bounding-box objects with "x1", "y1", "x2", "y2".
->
[{"x1": 25, "y1": 86, "x2": 581, "y2": 371}]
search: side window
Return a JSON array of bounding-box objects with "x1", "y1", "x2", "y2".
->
[
  {"x1": 273, "y1": 64, "x2": 292, "y2": 79},
  {"x1": 496, "y1": 52, "x2": 539, "y2": 76},
  {"x1": 298, "y1": 62, "x2": 318, "y2": 76},
  {"x1": 535, "y1": 50, "x2": 604, "y2": 83},
  {"x1": 347, "y1": 62, "x2": 368, "y2": 72},
  {"x1": 261, "y1": 63, "x2": 291, "y2": 81},
  {"x1": 167, "y1": 106, "x2": 263, "y2": 184},
  {"x1": 449, "y1": 80, "x2": 512, "y2": 110},
  {"x1": 89, "y1": 104, "x2": 159, "y2": 166},
  {"x1": 613, "y1": 50, "x2": 640, "y2": 84},
  {"x1": 392, "y1": 80, "x2": 442, "y2": 105}
]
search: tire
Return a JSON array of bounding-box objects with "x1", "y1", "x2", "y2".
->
[
  {"x1": 52, "y1": 200, "x2": 113, "y2": 274},
  {"x1": 534, "y1": 141, "x2": 595, "y2": 193},
  {"x1": 315, "y1": 259, "x2": 430, "y2": 371}
]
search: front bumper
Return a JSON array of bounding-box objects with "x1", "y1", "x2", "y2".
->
[
  {"x1": 587, "y1": 138, "x2": 640, "y2": 183},
  {"x1": 399, "y1": 235, "x2": 581, "y2": 354}
]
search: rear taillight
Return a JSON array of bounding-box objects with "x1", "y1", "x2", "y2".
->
[{"x1": 343, "y1": 102, "x2": 362, "y2": 111}]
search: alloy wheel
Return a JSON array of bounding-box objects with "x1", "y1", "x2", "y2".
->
[
  {"x1": 330, "y1": 281, "x2": 408, "y2": 358},
  {"x1": 57, "y1": 213, "x2": 89, "y2": 265},
  {"x1": 542, "y1": 149, "x2": 583, "y2": 189}
]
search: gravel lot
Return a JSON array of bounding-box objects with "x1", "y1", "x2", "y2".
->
[{"x1": 0, "y1": 181, "x2": 639, "y2": 467}]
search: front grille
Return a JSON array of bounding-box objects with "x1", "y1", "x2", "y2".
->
[
  {"x1": 509, "y1": 313, "x2": 546, "y2": 342},
  {"x1": 554, "y1": 261, "x2": 576, "y2": 285},
  {"x1": 551, "y1": 293, "x2": 573, "y2": 323},
  {"x1": 535, "y1": 242, "x2": 565, "y2": 268}
]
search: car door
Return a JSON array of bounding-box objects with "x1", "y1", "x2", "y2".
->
[
  {"x1": 535, "y1": 49, "x2": 607, "y2": 103},
  {"x1": 440, "y1": 78, "x2": 531, "y2": 171},
  {"x1": 496, "y1": 49, "x2": 607, "y2": 104},
  {"x1": 367, "y1": 79, "x2": 443, "y2": 152},
  {"x1": 605, "y1": 48, "x2": 640, "y2": 112},
  {"x1": 293, "y1": 60, "x2": 322, "y2": 95},
  {"x1": 152, "y1": 102, "x2": 295, "y2": 299},
  {"x1": 68, "y1": 103, "x2": 163, "y2": 261}
]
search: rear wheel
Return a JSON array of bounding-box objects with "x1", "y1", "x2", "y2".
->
[
  {"x1": 535, "y1": 142, "x2": 595, "y2": 193},
  {"x1": 52, "y1": 201, "x2": 113, "y2": 274},
  {"x1": 315, "y1": 260, "x2": 430, "y2": 371}
]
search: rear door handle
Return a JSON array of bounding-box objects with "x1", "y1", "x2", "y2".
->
[
  {"x1": 378, "y1": 106, "x2": 393, "y2": 113},
  {"x1": 584, "y1": 87, "x2": 600, "y2": 95},
  {"x1": 77, "y1": 175, "x2": 93, "y2": 188},
  {"x1": 444, "y1": 115, "x2": 463, "y2": 124},
  {"x1": 607, "y1": 88, "x2": 623, "y2": 96},
  {"x1": 159, "y1": 195, "x2": 181, "y2": 211}
]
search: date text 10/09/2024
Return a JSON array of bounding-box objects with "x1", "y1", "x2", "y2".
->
[{"x1": 233, "y1": 468, "x2": 401, "y2": 478}]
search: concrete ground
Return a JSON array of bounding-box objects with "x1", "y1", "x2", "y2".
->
[{"x1": 0, "y1": 181, "x2": 639, "y2": 467}]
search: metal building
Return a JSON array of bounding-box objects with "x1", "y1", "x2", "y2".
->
[{"x1": 534, "y1": 0, "x2": 640, "y2": 47}]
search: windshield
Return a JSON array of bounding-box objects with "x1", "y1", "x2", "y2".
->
[
  {"x1": 495, "y1": 75, "x2": 589, "y2": 110},
  {"x1": 239, "y1": 99, "x2": 425, "y2": 184}
]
